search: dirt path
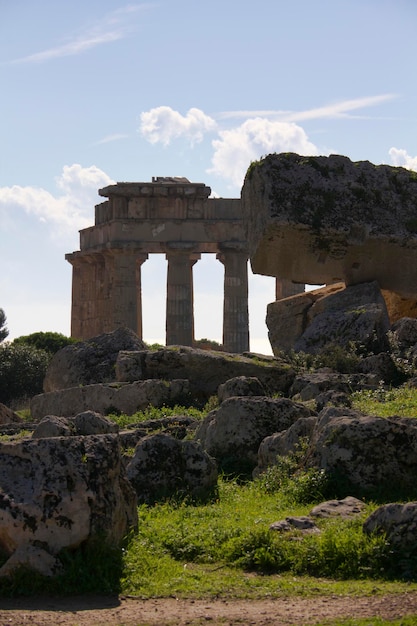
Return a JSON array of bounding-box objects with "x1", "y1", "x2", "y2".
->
[{"x1": 1, "y1": 592, "x2": 417, "y2": 625}]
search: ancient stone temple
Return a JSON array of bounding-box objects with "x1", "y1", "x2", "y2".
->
[{"x1": 66, "y1": 177, "x2": 302, "y2": 353}]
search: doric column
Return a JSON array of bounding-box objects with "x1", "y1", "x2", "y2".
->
[
  {"x1": 135, "y1": 254, "x2": 148, "y2": 340},
  {"x1": 66, "y1": 252, "x2": 109, "y2": 340},
  {"x1": 217, "y1": 245, "x2": 249, "y2": 353},
  {"x1": 109, "y1": 250, "x2": 148, "y2": 336},
  {"x1": 275, "y1": 278, "x2": 305, "y2": 300},
  {"x1": 66, "y1": 253, "x2": 88, "y2": 339},
  {"x1": 165, "y1": 245, "x2": 200, "y2": 346}
]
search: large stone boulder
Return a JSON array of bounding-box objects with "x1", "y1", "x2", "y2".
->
[
  {"x1": 44, "y1": 327, "x2": 146, "y2": 392},
  {"x1": 0, "y1": 434, "x2": 138, "y2": 575},
  {"x1": 310, "y1": 496, "x2": 367, "y2": 519},
  {"x1": 31, "y1": 379, "x2": 190, "y2": 420},
  {"x1": 389, "y1": 317, "x2": 417, "y2": 366},
  {"x1": 195, "y1": 396, "x2": 314, "y2": 474},
  {"x1": 217, "y1": 376, "x2": 266, "y2": 403},
  {"x1": 115, "y1": 346, "x2": 295, "y2": 404},
  {"x1": 289, "y1": 369, "x2": 356, "y2": 401},
  {"x1": 253, "y1": 415, "x2": 318, "y2": 478},
  {"x1": 127, "y1": 433, "x2": 218, "y2": 503},
  {"x1": 267, "y1": 281, "x2": 390, "y2": 355},
  {"x1": 310, "y1": 411, "x2": 417, "y2": 496},
  {"x1": 363, "y1": 502, "x2": 417, "y2": 553},
  {"x1": 32, "y1": 411, "x2": 118, "y2": 438},
  {"x1": 241, "y1": 153, "x2": 417, "y2": 298},
  {"x1": 0, "y1": 403, "x2": 22, "y2": 425},
  {"x1": 267, "y1": 283, "x2": 344, "y2": 353},
  {"x1": 381, "y1": 290, "x2": 417, "y2": 323}
]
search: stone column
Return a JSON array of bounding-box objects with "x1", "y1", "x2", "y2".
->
[
  {"x1": 110, "y1": 250, "x2": 148, "y2": 336},
  {"x1": 66, "y1": 252, "x2": 108, "y2": 340},
  {"x1": 217, "y1": 246, "x2": 249, "y2": 353},
  {"x1": 135, "y1": 254, "x2": 148, "y2": 340},
  {"x1": 66, "y1": 254, "x2": 86, "y2": 340},
  {"x1": 275, "y1": 278, "x2": 305, "y2": 300},
  {"x1": 165, "y1": 245, "x2": 200, "y2": 346}
]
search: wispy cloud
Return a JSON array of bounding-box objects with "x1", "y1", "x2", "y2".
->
[
  {"x1": 218, "y1": 94, "x2": 399, "y2": 123},
  {"x1": 94, "y1": 133, "x2": 130, "y2": 145},
  {"x1": 9, "y1": 4, "x2": 151, "y2": 64}
]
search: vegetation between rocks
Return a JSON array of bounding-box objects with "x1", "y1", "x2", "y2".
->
[{"x1": 1, "y1": 447, "x2": 416, "y2": 598}]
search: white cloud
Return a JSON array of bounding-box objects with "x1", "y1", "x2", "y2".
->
[
  {"x1": 389, "y1": 147, "x2": 417, "y2": 172},
  {"x1": 139, "y1": 106, "x2": 217, "y2": 146},
  {"x1": 13, "y1": 32, "x2": 123, "y2": 64},
  {"x1": 0, "y1": 164, "x2": 114, "y2": 239},
  {"x1": 218, "y1": 94, "x2": 398, "y2": 123},
  {"x1": 208, "y1": 118, "x2": 319, "y2": 188},
  {"x1": 9, "y1": 4, "x2": 151, "y2": 64},
  {"x1": 94, "y1": 133, "x2": 129, "y2": 145}
]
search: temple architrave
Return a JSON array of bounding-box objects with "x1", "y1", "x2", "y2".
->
[{"x1": 66, "y1": 177, "x2": 303, "y2": 353}]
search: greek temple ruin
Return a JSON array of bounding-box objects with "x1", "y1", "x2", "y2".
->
[{"x1": 66, "y1": 177, "x2": 302, "y2": 353}]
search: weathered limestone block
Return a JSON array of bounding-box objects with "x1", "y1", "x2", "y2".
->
[
  {"x1": 127, "y1": 433, "x2": 218, "y2": 503},
  {"x1": 289, "y1": 370, "x2": 353, "y2": 401},
  {"x1": 32, "y1": 411, "x2": 118, "y2": 438},
  {"x1": 30, "y1": 379, "x2": 190, "y2": 420},
  {"x1": 32, "y1": 415, "x2": 73, "y2": 438},
  {"x1": 310, "y1": 496, "x2": 366, "y2": 519},
  {"x1": 0, "y1": 403, "x2": 22, "y2": 425},
  {"x1": 266, "y1": 284, "x2": 344, "y2": 353},
  {"x1": 254, "y1": 415, "x2": 317, "y2": 478},
  {"x1": 44, "y1": 327, "x2": 146, "y2": 392},
  {"x1": 195, "y1": 396, "x2": 314, "y2": 474},
  {"x1": 241, "y1": 153, "x2": 417, "y2": 298},
  {"x1": 269, "y1": 516, "x2": 320, "y2": 534},
  {"x1": 72, "y1": 410, "x2": 119, "y2": 435},
  {"x1": 357, "y1": 353, "x2": 401, "y2": 386},
  {"x1": 0, "y1": 544, "x2": 63, "y2": 578},
  {"x1": 0, "y1": 434, "x2": 137, "y2": 560},
  {"x1": 116, "y1": 346, "x2": 295, "y2": 402},
  {"x1": 389, "y1": 317, "x2": 417, "y2": 367},
  {"x1": 217, "y1": 376, "x2": 266, "y2": 403},
  {"x1": 381, "y1": 290, "x2": 417, "y2": 323},
  {"x1": 363, "y1": 502, "x2": 417, "y2": 552},
  {"x1": 310, "y1": 412, "x2": 417, "y2": 494},
  {"x1": 267, "y1": 281, "x2": 390, "y2": 355}
]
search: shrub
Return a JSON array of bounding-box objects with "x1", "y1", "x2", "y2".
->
[
  {"x1": 13, "y1": 331, "x2": 77, "y2": 355},
  {"x1": 0, "y1": 343, "x2": 51, "y2": 406},
  {"x1": 255, "y1": 448, "x2": 330, "y2": 505},
  {"x1": 0, "y1": 308, "x2": 8, "y2": 343}
]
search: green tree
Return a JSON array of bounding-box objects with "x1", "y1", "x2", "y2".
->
[
  {"x1": 0, "y1": 309, "x2": 8, "y2": 343},
  {"x1": 13, "y1": 331, "x2": 77, "y2": 354},
  {"x1": 0, "y1": 343, "x2": 51, "y2": 406}
]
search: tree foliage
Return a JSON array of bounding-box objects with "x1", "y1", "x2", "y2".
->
[
  {"x1": 13, "y1": 331, "x2": 77, "y2": 355},
  {"x1": 0, "y1": 343, "x2": 51, "y2": 406},
  {"x1": 0, "y1": 309, "x2": 8, "y2": 343}
]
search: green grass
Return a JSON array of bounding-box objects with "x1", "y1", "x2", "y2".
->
[
  {"x1": 1, "y1": 474, "x2": 417, "y2": 600},
  {"x1": 120, "y1": 477, "x2": 392, "y2": 599},
  {"x1": 351, "y1": 386, "x2": 417, "y2": 418},
  {"x1": 106, "y1": 403, "x2": 211, "y2": 429}
]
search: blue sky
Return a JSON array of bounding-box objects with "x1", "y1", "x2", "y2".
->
[{"x1": 1, "y1": 0, "x2": 416, "y2": 353}]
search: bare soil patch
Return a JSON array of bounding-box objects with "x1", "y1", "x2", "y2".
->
[{"x1": 1, "y1": 592, "x2": 417, "y2": 625}]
